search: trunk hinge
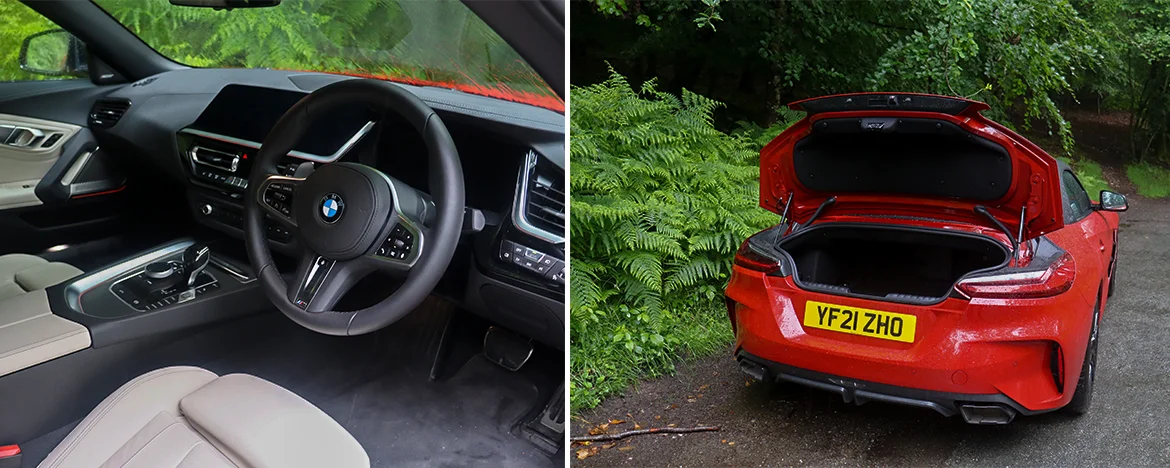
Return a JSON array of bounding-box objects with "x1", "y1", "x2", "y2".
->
[{"x1": 974, "y1": 205, "x2": 1021, "y2": 261}]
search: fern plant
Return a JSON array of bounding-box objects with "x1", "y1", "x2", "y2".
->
[{"x1": 570, "y1": 68, "x2": 778, "y2": 410}]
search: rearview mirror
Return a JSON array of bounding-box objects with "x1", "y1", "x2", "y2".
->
[
  {"x1": 19, "y1": 29, "x2": 88, "y2": 78},
  {"x1": 169, "y1": 0, "x2": 281, "y2": 8},
  {"x1": 1098, "y1": 190, "x2": 1128, "y2": 212}
]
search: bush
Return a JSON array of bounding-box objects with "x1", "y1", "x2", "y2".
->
[
  {"x1": 569, "y1": 68, "x2": 776, "y2": 411},
  {"x1": 1126, "y1": 162, "x2": 1170, "y2": 198}
]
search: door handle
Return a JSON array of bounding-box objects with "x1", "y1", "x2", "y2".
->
[
  {"x1": 1099, "y1": 240, "x2": 1106, "y2": 252},
  {"x1": 4, "y1": 126, "x2": 45, "y2": 147}
]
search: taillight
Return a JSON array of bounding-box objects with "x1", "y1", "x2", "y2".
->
[
  {"x1": 734, "y1": 240, "x2": 780, "y2": 273},
  {"x1": 955, "y1": 253, "x2": 1075, "y2": 299}
]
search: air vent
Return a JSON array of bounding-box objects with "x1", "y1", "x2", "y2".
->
[
  {"x1": 514, "y1": 151, "x2": 565, "y2": 243},
  {"x1": 88, "y1": 99, "x2": 131, "y2": 128}
]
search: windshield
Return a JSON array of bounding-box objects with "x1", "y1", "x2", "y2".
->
[{"x1": 92, "y1": 0, "x2": 562, "y2": 112}]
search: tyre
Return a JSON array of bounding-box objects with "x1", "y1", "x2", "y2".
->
[{"x1": 1064, "y1": 305, "x2": 1100, "y2": 415}]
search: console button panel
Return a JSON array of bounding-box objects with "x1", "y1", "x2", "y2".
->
[
  {"x1": 500, "y1": 240, "x2": 564, "y2": 284},
  {"x1": 262, "y1": 182, "x2": 296, "y2": 218},
  {"x1": 187, "y1": 136, "x2": 300, "y2": 193},
  {"x1": 377, "y1": 224, "x2": 416, "y2": 260},
  {"x1": 195, "y1": 198, "x2": 293, "y2": 243}
]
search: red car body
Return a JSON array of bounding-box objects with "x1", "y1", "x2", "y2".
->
[{"x1": 725, "y1": 93, "x2": 1124, "y2": 424}]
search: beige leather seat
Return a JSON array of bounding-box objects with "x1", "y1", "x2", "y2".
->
[
  {"x1": 0, "y1": 254, "x2": 82, "y2": 301},
  {"x1": 39, "y1": 366, "x2": 369, "y2": 468}
]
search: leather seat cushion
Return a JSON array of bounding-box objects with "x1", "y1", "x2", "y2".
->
[
  {"x1": 40, "y1": 366, "x2": 369, "y2": 468},
  {"x1": 0, "y1": 254, "x2": 82, "y2": 301}
]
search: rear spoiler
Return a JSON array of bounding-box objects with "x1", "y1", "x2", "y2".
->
[{"x1": 788, "y1": 93, "x2": 989, "y2": 116}]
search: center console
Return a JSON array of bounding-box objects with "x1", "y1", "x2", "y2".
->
[
  {"x1": 178, "y1": 130, "x2": 304, "y2": 246},
  {"x1": 51, "y1": 239, "x2": 270, "y2": 347},
  {"x1": 175, "y1": 85, "x2": 376, "y2": 251},
  {"x1": 109, "y1": 243, "x2": 215, "y2": 311}
]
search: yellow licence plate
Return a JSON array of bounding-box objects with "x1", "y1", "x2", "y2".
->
[{"x1": 803, "y1": 300, "x2": 917, "y2": 343}]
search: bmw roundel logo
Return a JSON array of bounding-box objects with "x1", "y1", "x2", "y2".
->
[{"x1": 320, "y1": 193, "x2": 344, "y2": 224}]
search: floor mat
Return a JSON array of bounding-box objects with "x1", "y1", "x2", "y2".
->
[
  {"x1": 17, "y1": 310, "x2": 557, "y2": 468},
  {"x1": 314, "y1": 356, "x2": 548, "y2": 468}
]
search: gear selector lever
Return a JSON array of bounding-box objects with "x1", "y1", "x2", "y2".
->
[{"x1": 182, "y1": 243, "x2": 212, "y2": 288}]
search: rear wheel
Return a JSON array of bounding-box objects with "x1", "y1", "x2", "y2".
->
[{"x1": 1065, "y1": 305, "x2": 1100, "y2": 415}]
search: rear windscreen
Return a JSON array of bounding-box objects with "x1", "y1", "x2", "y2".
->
[{"x1": 793, "y1": 118, "x2": 1011, "y2": 201}]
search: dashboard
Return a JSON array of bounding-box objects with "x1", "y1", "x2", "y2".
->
[{"x1": 85, "y1": 69, "x2": 566, "y2": 348}]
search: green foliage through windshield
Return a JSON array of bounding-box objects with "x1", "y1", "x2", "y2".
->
[{"x1": 93, "y1": 0, "x2": 562, "y2": 111}]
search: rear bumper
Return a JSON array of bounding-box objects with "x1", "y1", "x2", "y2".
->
[
  {"x1": 737, "y1": 350, "x2": 1052, "y2": 424},
  {"x1": 726, "y1": 266, "x2": 1096, "y2": 414}
]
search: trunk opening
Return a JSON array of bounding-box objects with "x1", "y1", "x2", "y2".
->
[{"x1": 779, "y1": 224, "x2": 1009, "y2": 303}]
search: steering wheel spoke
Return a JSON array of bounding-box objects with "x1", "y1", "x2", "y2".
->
[
  {"x1": 363, "y1": 172, "x2": 434, "y2": 274},
  {"x1": 256, "y1": 174, "x2": 303, "y2": 228},
  {"x1": 287, "y1": 249, "x2": 371, "y2": 313},
  {"x1": 368, "y1": 214, "x2": 428, "y2": 274}
]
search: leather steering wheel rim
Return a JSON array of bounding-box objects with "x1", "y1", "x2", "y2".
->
[{"x1": 243, "y1": 79, "x2": 465, "y2": 336}]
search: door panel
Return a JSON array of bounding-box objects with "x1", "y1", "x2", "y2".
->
[
  {"x1": 0, "y1": 113, "x2": 82, "y2": 209},
  {"x1": 0, "y1": 80, "x2": 131, "y2": 255}
]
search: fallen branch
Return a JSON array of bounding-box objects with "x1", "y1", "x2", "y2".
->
[{"x1": 570, "y1": 425, "x2": 720, "y2": 442}]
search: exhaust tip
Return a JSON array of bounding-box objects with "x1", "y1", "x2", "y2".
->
[
  {"x1": 738, "y1": 359, "x2": 771, "y2": 382},
  {"x1": 959, "y1": 404, "x2": 1017, "y2": 425}
]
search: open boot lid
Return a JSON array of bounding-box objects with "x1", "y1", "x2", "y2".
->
[{"x1": 760, "y1": 93, "x2": 1064, "y2": 242}]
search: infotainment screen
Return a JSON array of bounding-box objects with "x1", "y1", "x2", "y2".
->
[{"x1": 188, "y1": 84, "x2": 377, "y2": 157}]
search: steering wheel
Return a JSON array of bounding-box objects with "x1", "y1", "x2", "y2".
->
[{"x1": 242, "y1": 79, "x2": 464, "y2": 336}]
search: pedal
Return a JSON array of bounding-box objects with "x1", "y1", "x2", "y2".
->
[
  {"x1": 483, "y1": 326, "x2": 533, "y2": 371},
  {"x1": 539, "y1": 383, "x2": 565, "y2": 434},
  {"x1": 519, "y1": 383, "x2": 565, "y2": 455}
]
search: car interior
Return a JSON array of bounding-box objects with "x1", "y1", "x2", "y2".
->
[{"x1": 0, "y1": 1, "x2": 565, "y2": 466}]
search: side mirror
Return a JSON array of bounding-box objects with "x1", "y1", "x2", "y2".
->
[
  {"x1": 1098, "y1": 190, "x2": 1128, "y2": 212},
  {"x1": 19, "y1": 29, "x2": 88, "y2": 78}
]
